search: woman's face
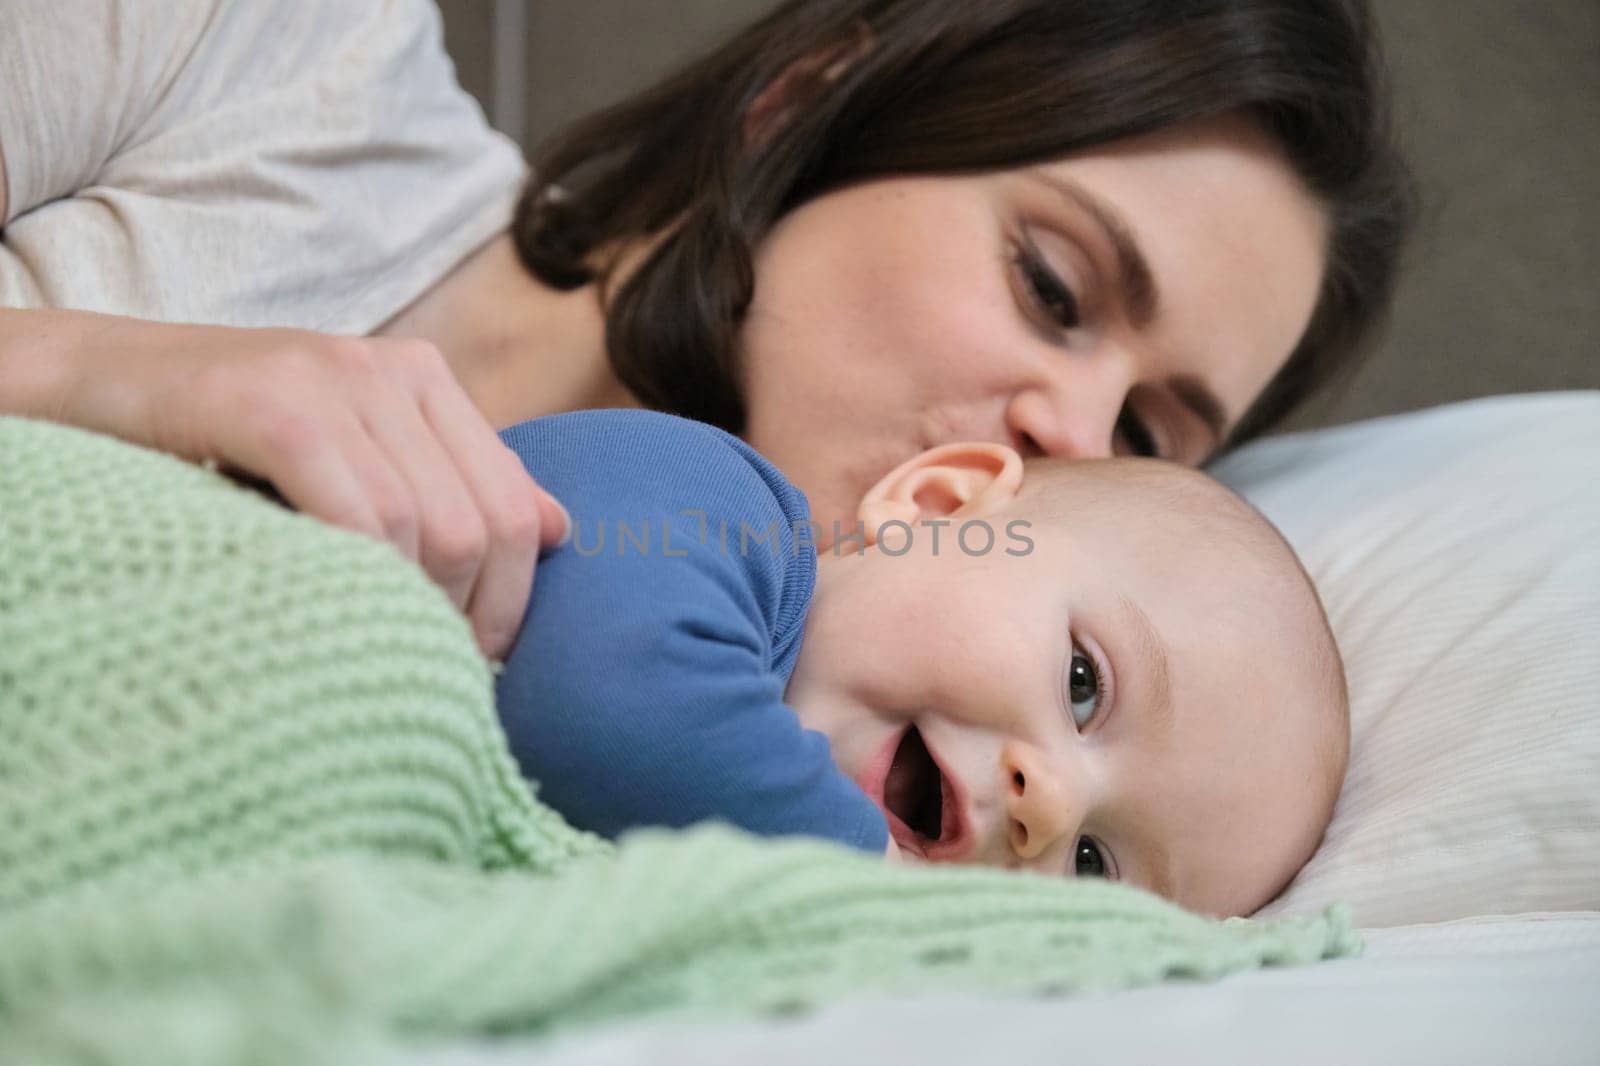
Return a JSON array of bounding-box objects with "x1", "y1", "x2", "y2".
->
[{"x1": 738, "y1": 113, "x2": 1328, "y2": 540}]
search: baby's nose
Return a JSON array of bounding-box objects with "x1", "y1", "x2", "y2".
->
[{"x1": 1000, "y1": 741, "x2": 1075, "y2": 863}]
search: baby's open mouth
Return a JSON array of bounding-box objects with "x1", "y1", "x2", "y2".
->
[{"x1": 885, "y1": 725, "x2": 944, "y2": 842}]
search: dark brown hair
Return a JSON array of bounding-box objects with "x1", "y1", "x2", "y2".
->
[{"x1": 514, "y1": 0, "x2": 1418, "y2": 449}]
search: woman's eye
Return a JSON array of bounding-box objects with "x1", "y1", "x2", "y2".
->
[
  {"x1": 1074, "y1": 837, "x2": 1107, "y2": 878},
  {"x1": 1016, "y1": 248, "x2": 1082, "y2": 331},
  {"x1": 1066, "y1": 646, "x2": 1102, "y2": 729},
  {"x1": 1116, "y1": 407, "x2": 1160, "y2": 459}
]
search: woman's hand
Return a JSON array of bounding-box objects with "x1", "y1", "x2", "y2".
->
[{"x1": 0, "y1": 308, "x2": 567, "y2": 661}]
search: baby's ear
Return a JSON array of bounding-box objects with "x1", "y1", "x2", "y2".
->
[{"x1": 858, "y1": 443, "x2": 1023, "y2": 543}]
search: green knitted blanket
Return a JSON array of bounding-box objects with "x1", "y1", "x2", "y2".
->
[{"x1": 0, "y1": 416, "x2": 1358, "y2": 1066}]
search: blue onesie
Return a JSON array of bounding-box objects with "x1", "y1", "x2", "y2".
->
[{"x1": 494, "y1": 409, "x2": 889, "y2": 854}]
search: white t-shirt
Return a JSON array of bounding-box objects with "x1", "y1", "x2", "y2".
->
[{"x1": 0, "y1": 0, "x2": 528, "y2": 333}]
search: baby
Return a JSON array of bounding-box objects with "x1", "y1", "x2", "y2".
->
[{"x1": 495, "y1": 409, "x2": 1348, "y2": 918}]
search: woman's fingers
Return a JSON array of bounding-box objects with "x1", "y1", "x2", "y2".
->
[
  {"x1": 456, "y1": 448, "x2": 544, "y2": 660},
  {"x1": 531, "y1": 482, "x2": 571, "y2": 550},
  {"x1": 410, "y1": 345, "x2": 559, "y2": 659},
  {"x1": 211, "y1": 392, "x2": 391, "y2": 545},
  {"x1": 35, "y1": 313, "x2": 555, "y2": 661},
  {"x1": 358, "y1": 370, "x2": 487, "y2": 611},
  {"x1": 267, "y1": 335, "x2": 552, "y2": 660}
]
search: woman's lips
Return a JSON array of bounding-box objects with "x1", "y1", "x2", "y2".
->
[{"x1": 857, "y1": 724, "x2": 973, "y2": 862}]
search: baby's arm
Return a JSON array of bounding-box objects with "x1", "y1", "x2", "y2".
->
[
  {"x1": 494, "y1": 411, "x2": 889, "y2": 854},
  {"x1": 496, "y1": 528, "x2": 890, "y2": 852}
]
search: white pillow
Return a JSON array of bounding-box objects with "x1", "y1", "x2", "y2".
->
[{"x1": 1211, "y1": 392, "x2": 1600, "y2": 927}]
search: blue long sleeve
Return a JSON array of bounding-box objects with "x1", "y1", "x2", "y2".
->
[{"x1": 494, "y1": 410, "x2": 888, "y2": 854}]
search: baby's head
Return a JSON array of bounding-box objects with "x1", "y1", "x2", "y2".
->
[{"x1": 787, "y1": 443, "x2": 1348, "y2": 917}]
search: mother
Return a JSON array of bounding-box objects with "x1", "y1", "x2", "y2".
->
[{"x1": 0, "y1": 0, "x2": 1415, "y2": 658}]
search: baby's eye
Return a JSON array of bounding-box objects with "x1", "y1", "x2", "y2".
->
[
  {"x1": 1074, "y1": 837, "x2": 1107, "y2": 878},
  {"x1": 1066, "y1": 645, "x2": 1101, "y2": 729}
]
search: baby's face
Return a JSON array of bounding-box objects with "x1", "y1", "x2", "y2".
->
[{"x1": 787, "y1": 454, "x2": 1343, "y2": 918}]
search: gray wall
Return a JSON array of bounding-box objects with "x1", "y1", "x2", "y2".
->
[
  {"x1": 437, "y1": 0, "x2": 1598, "y2": 431},
  {"x1": 1314, "y1": 1, "x2": 1599, "y2": 429}
]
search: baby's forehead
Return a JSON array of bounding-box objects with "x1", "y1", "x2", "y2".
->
[
  {"x1": 1021, "y1": 458, "x2": 1266, "y2": 545},
  {"x1": 1021, "y1": 458, "x2": 1316, "y2": 622}
]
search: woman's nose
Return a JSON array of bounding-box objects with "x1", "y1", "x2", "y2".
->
[
  {"x1": 1004, "y1": 362, "x2": 1133, "y2": 460},
  {"x1": 1000, "y1": 741, "x2": 1076, "y2": 863}
]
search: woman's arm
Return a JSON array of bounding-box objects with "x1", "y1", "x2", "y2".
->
[{"x1": 0, "y1": 306, "x2": 567, "y2": 661}]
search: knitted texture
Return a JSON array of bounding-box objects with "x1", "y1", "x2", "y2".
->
[
  {"x1": 0, "y1": 416, "x2": 1360, "y2": 1065},
  {"x1": 0, "y1": 416, "x2": 602, "y2": 912}
]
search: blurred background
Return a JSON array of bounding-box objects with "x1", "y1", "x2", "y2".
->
[{"x1": 437, "y1": 0, "x2": 1597, "y2": 432}]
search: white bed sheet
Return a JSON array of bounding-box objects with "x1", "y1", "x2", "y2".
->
[{"x1": 401, "y1": 913, "x2": 1600, "y2": 1066}]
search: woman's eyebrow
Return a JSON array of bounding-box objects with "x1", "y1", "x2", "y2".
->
[{"x1": 1025, "y1": 170, "x2": 1232, "y2": 446}]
